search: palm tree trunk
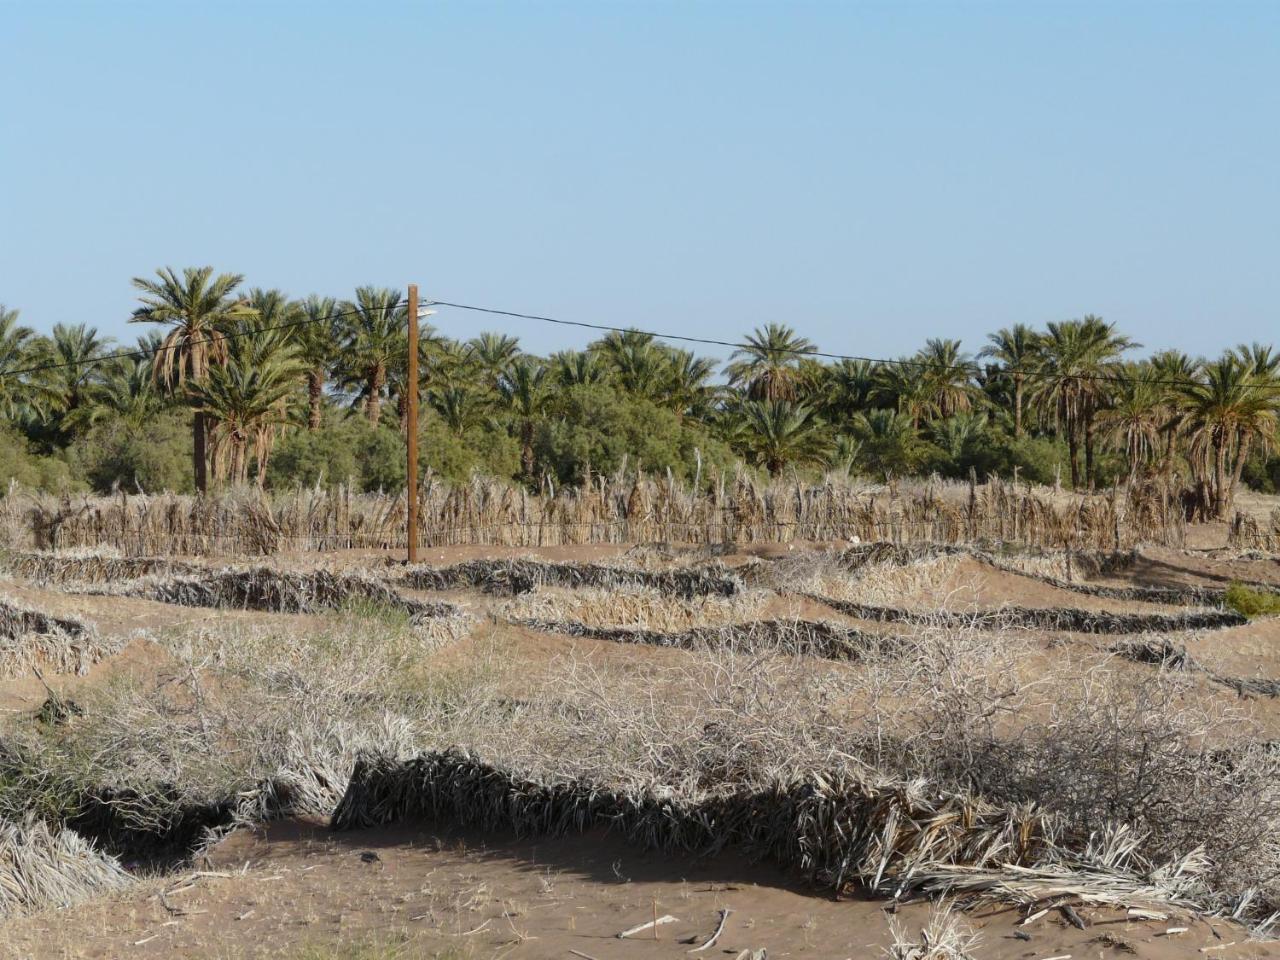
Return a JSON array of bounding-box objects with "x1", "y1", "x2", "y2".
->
[
  {"x1": 521, "y1": 420, "x2": 535, "y2": 483},
  {"x1": 1084, "y1": 412, "x2": 1097, "y2": 492},
  {"x1": 1067, "y1": 427, "x2": 1081, "y2": 489},
  {"x1": 1226, "y1": 429, "x2": 1251, "y2": 517},
  {"x1": 1013, "y1": 375, "x2": 1024, "y2": 438},
  {"x1": 193, "y1": 411, "x2": 208, "y2": 495},
  {"x1": 1213, "y1": 430, "x2": 1229, "y2": 519},
  {"x1": 307, "y1": 369, "x2": 325, "y2": 430},
  {"x1": 365, "y1": 365, "x2": 385, "y2": 425}
]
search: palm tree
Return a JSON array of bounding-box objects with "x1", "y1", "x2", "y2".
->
[
  {"x1": 337, "y1": 287, "x2": 405, "y2": 425},
  {"x1": 1149, "y1": 349, "x2": 1201, "y2": 474},
  {"x1": 1097, "y1": 363, "x2": 1165, "y2": 483},
  {"x1": 735, "y1": 399, "x2": 827, "y2": 476},
  {"x1": 660, "y1": 349, "x2": 716, "y2": 419},
  {"x1": 188, "y1": 329, "x2": 303, "y2": 486},
  {"x1": 130, "y1": 266, "x2": 253, "y2": 493},
  {"x1": 552, "y1": 350, "x2": 606, "y2": 387},
  {"x1": 979, "y1": 324, "x2": 1041, "y2": 437},
  {"x1": 296, "y1": 296, "x2": 342, "y2": 429},
  {"x1": 930, "y1": 411, "x2": 989, "y2": 463},
  {"x1": 1031, "y1": 316, "x2": 1136, "y2": 490},
  {"x1": 1174, "y1": 355, "x2": 1279, "y2": 518},
  {"x1": 724, "y1": 324, "x2": 816, "y2": 401},
  {"x1": 819, "y1": 359, "x2": 879, "y2": 424},
  {"x1": 466, "y1": 333, "x2": 521, "y2": 392},
  {"x1": 851, "y1": 408, "x2": 922, "y2": 478},
  {"x1": 915, "y1": 338, "x2": 977, "y2": 419},
  {"x1": 31, "y1": 323, "x2": 113, "y2": 430},
  {"x1": 429, "y1": 384, "x2": 489, "y2": 437},
  {"x1": 0, "y1": 305, "x2": 37, "y2": 420},
  {"x1": 593, "y1": 331, "x2": 668, "y2": 400},
  {"x1": 873, "y1": 362, "x2": 938, "y2": 430},
  {"x1": 500, "y1": 358, "x2": 548, "y2": 482}
]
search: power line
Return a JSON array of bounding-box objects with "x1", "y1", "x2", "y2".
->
[{"x1": 426, "y1": 298, "x2": 1260, "y2": 391}]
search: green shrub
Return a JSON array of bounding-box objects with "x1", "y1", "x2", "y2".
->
[
  {"x1": 1225, "y1": 583, "x2": 1280, "y2": 618},
  {"x1": 0, "y1": 427, "x2": 83, "y2": 493},
  {"x1": 68, "y1": 410, "x2": 192, "y2": 493}
]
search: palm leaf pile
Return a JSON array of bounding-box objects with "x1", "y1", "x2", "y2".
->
[
  {"x1": 92, "y1": 568, "x2": 459, "y2": 621},
  {"x1": 0, "y1": 817, "x2": 129, "y2": 919},
  {"x1": 0, "y1": 598, "x2": 115, "y2": 678},
  {"x1": 0, "y1": 551, "x2": 200, "y2": 586},
  {"x1": 514, "y1": 617, "x2": 906, "y2": 662},
  {"x1": 811, "y1": 594, "x2": 1245, "y2": 634},
  {"x1": 399, "y1": 556, "x2": 743, "y2": 598},
  {"x1": 330, "y1": 748, "x2": 1211, "y2": 910}
]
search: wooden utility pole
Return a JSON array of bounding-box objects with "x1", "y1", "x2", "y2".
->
[{"x1": 406, "y1": 283, "x2": 420, "y2": 563}]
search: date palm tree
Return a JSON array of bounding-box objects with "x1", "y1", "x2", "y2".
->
[
  {"x1": 724, "y1": 324, "x2": 816, "y2": 401},
  {"x1": 916, "y1": 338, "x2": 976, "y2": 419},
  {"x1": 979, "y1": 324, "x2": 1041, "y2": 437},
  {"x1": 735, "y1": 399, "x2": 827, "y2": 476},
  {"x1": 1097, "y1": 363, "x2": 1165, "y2": 483},
  {"x1": 130, "y1": 266, "x2": 253, "y2": 493},
  {"x1": 551, "y1": 350, "x2": 606, "y2": 387},
  {"x1": 337, "y1": 287, "x2": 405, "y2": 425},
  {"x1": 499, "y1": 358, "x2": 548, "y2": 483},
  {"x1": 466, "y1": 333, "x2": 521, "y2": 392},
  {"x1": 0, "y1": 305, "x2": 37, "y2": 420},
  {"x1": 660, "y1": 349, "x2": 716, "y2": 419},
  {"x1": 873, "y1": 362, "x2": 938, "y2": 430},
  {"x1": 1173, "y1": 356, "x2": 1279, "y2": 519},
  {"x1": 1032, "y1": 316, "x2": 1136, "y2": 490},
  {"x1": 293, "y1": 296, "x2": 342, "y2": 429},
  {"x1": 30, "y1": 323, "x2": 114, "y2": 434},
  {"x1": 188, "y1": 327, "x2": 303, "y2": 486}
]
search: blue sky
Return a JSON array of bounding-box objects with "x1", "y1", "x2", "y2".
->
[{"x1": 2, "y1": 0, "x2": 1276, "y2": 365}]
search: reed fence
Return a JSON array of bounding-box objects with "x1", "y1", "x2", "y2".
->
[{"x1": 0, "y1": 472, "x2": 1205, "y2": 557}]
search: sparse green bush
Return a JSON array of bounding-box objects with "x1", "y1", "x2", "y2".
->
[{"x1": 1225, "y1": 582, "x2": 1280, "y2": 618}]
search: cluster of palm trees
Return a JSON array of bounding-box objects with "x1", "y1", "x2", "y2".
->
[{"x1": 1, "y1": 266, "x2": 1276, "y2": 520}]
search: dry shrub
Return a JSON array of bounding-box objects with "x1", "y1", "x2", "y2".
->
[
  {"x1": 500, "y1": 586, "x2": 768, "y2": 631},
  {"x1": 0, "y1": 817, "x2": 129, "y2": 918}
]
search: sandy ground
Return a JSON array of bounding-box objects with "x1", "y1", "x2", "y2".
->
[{"x1": 2, "y1": 817, "x2": 1275, "y2": 960}]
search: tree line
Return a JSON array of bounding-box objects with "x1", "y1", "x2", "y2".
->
[{"x1": 1, "y1": 266, "x2": 1277, "y2": 520}]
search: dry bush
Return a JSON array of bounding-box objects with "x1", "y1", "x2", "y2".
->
[{"x1": 499, "y1": 585, "x2": 768, "y2": 631}]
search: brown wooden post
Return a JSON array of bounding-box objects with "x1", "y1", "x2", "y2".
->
[{"x1": 406, "y1": 283, "x2": 420, "y2": 563}]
